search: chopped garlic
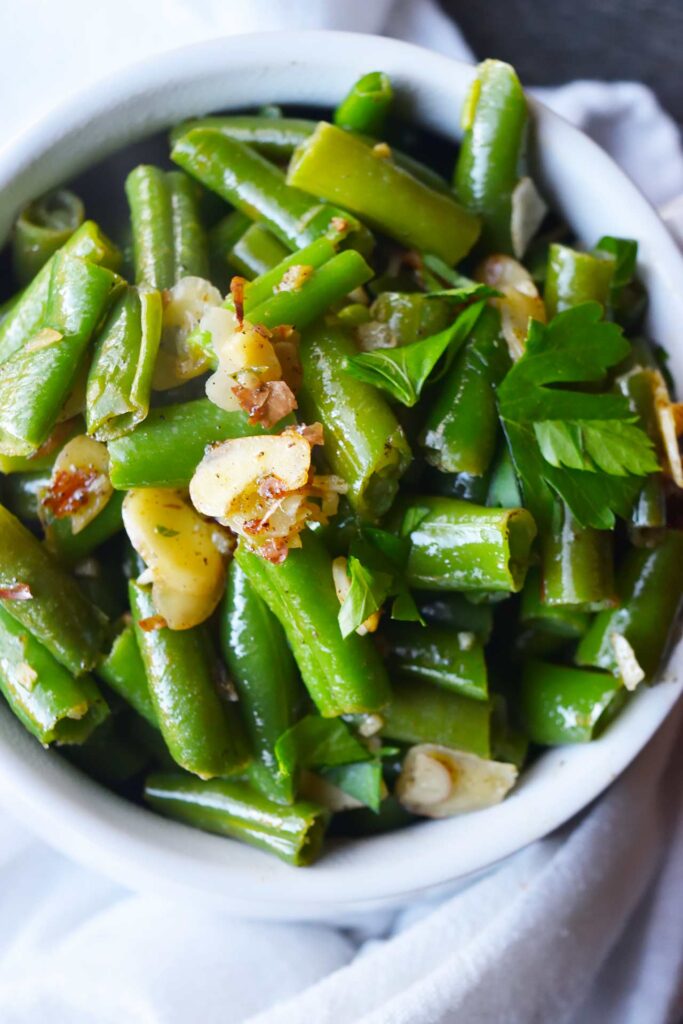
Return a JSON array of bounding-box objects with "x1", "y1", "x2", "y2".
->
[
  {"x1": 476, "y1": 254, "x2": 546, "y2": 360},
  {"x1": 396, "y1": 744, "x2": 518, "y2": 818},
  {"x1": 332, "y1": 556, "x2": 381, "y2": 635},
  {"x1": 510, "y1": 176, "x2": 548, "y2": 259},
  {"x1": 122, "y1": 487, "x2": 226, "y2": 630},
  {"x1": 651, "y1": 369, "x2": 683, "y2": 487},
  {"x1": 274, "y1": 264, "x2": 313, "y2": 293},
  {"x1": 610, "y1": 633, "x2": 645, "y2": 691},
  {"x1": 43, "y1": 435, "x2": 113, "y2": 534},
  {"x1": 153, "y1": 276, "x2": 223, "y2": 390},
  {"x1": 205, "y1": 312, "x2": 285, "y2": 416},
  {"x1": 357, "y1": 713, "x2": 384, "y2": 738}
]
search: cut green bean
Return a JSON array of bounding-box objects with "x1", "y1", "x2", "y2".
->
[
  {"x1": 0, "y1": 504, "x2": 106, "y2": 675},
  {"x1": 618, "y1": 368, "x2": 667, "y2": 528},
  {"x1": 144, "y1": 773, "x2": 328, "y2": 866},
  {"x1": 129, "y1": 580, "x2": 246, "y2": 779},
  {"x1": 125, "y1": 166, "x2": 209, "y2": 288},
  {"x1": 298, "y1": 321, "x2": 411, "y2": 519},
  {"x1": 0, "y1": 604, "x2": 107, "y2": 745},
  {"x1": 334, "y1": 71, "x2": 393, "y2": 135},
  {"x1": 398, "y1": 497, "x2": 536, "y2": 592},
  {"x1": 85, "y1": 286, "x2": 162, "y2": 441},
  {"x1": 421, "y1": 306, "x2": 509, "y2": 474},
  {"x1": 385, "y1": 623, "x2": 488, "y2": 701},
  {"x1": 520, "y1": 569, "x2": 590, "y2": 638},
  {"x1": 208, "y1": 210, "x2": 251, "y2": 288},
  {"x1": 235, "y1": 237, "x2": 337, "y2": 315},
  {"x1": 108, "y1": 399, "x2": 278, "y2": 490},
  {"x1": 0, "y1": 220, "x2": 121, "y2": 366},
  {"x1": 228, "y1": 223, "x2": 290, "y2": 279},
  {"x1": 64, "y1": 714, "x2": 150, "y2": 786},
  {"x1": 12, "y1": 189, "x2": 85, "y2": 286},
  {"x1": 520, "y1": 660, "x2": 625, "y2": 744},
  {"x1": 540, "y1": 507, "x2": 615, "y2": 609},
  {"x1": 366, "y1": 292, "x2": 451, "y2": 347},
  {"x1": 382, "y1": 678, "x2": 490, "y2": 757},
  {"x1": 288, "y1": 121, "x2": 480, "y2": 264},
  {"x1": 235, "y1": 534, "x2": 391, "y2": 718},
  {"x1": 416, "y1": 592, "x2": 494, "y2": 641},
  {"x1": 576, "y1": 531, "x2": 683, "y2": 681},
  {"x1": 221, "y1": 561, "x2": 302, "y2": 803},
  {"x1": 43, "y1": 490, "x2": 125, "y2": 567},
  {"x1": 171, "y1": 128, "x2": 373, "y2": 255},
  {"x1": 544, "y1": 243, "x2": 615, "y2": 317},
  {"x1": 1, "y1": 470, "x2": 49, "y2": 522},
  {"x1": 0, "y1": 254, "x2": 121, "y2": 456},
  {"x1": 454, "y1": 59, "x2": 528, "y2": 253},
  {"x1": 97, "y1": 624, "x2": 157, "y2": 726}
]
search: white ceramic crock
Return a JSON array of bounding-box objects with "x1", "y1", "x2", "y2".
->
[{"x1": 0, "y1": 31, "x2": 681, "y2": 921}]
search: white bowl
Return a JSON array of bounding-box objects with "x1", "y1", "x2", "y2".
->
[{"x1": 0, "y1": 31, "x2": 681, "y2": 921}]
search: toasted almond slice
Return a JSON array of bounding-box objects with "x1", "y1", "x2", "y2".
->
[
  {"x1": 476, "y1": 253, "x2": 546, "y2": 360},
  {"x1": 396, "y1": 744, "x2": 518, "y2": 818},
  {"x1": 44, "y1": 435, "x2": 113, "y2": 534},
  {"x1": 154, "y1": 276, "x2": 223, "y2": 390},
  {"x1": 652, "y1": 369, "x2": 683, "y2": 487},
  {"x1": 511, "y1": 176, "x2": 548, "y2": 260},
  {"x1": 151, "y1": 578, "x2": 224, "y2": 632},
  {"x1": 610, "y1": 633, "x2": 645, "y2": 691}
]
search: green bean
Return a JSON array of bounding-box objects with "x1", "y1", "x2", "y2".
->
[
  {"x1": 246, "y1": 249, "x2": 373, "y2": 331},
  {"x1": 171, "y1": 128, "x2": 373, "y2": 255},
  {"x1": 125, "y1": 167, "x2": 209, "y2": 289},
  {"x1": 12, "y1": 189, "x2": 85, "y2": 285},
  {"x1": 97, "y1": 623, "x2": 157, "y2": 726},
  {"x1": 129, "y1": 580, "x2": 246, "y2": 779},
  {"x1": 0, "y1": 504, "x2": 106, "y2": 674},
  {"x1": 519, "y1": 660, "x2": 625, "y2": 744},
  {"x1": 385, "y1": 623, "x2": 488, "y2": 701},
  {"x1": 0, "y1": 254, "x2": 121, "y2": 456},
  {"x1": 235, "y1": 534, "x2": 391, "y2": 718},
  {"x1": 0, "y1": 604, "x2": 108, "y2": 745},
  {"x1": 398, "y1": 496, "x2": 536, "y2": 592},
  {"x1": 288, "y1": 121, "x2": 479, "y2": 264},
  {"x1": 64, "y1": 714, "x2": 150, "y2": 785},
  {"x1": 334, "y1": 71, "x2": 393, "y2": 135},
  {"x1": 220, "y1": 561, "x2": 302, "y2": 803},
  {"x1": 421, "y1": 306, "x2": 509, "y2": 475},
  {"x1": 520, "y1": 568, "x2": 590, "y2": 638},
  {"x1": 43, "y1": 491, "x2": 125, "y2": 567},
  {"x1": 576, "y1": 531, "x2": 683, "y2": 681},
  {"x1": 416, "y1": 592, "x2": 494, "y2": 641},
  {"x1": 297, "y1": 321, "x2": 412, "y2": 519},
  {"x1": 108, "y1": 399, "x2": 279, "y2": 490},
  {"x1": 367, "y1": 292, "x2": 451, "y2": 347},
  {"x1": 540, "y1": 507, "x2": 616, "y2": 609},
  {"x1": 208, "y1": 210, "x2": 251, "y2": 288},
  {"x1": 228, "y1": 223, "x2": 290, "y2": 279},
  {"x1": 454, "y1": 60, "x2": 528, "y2": 253},
  {"x1": 382, "y1": 678, "x2": 490, "y2": 757},
  {"x1": 0, "y1": 220, "x2": 121, "y2": 366},
  {"x1": 236, "y1": 237, "x2": 337, "y2": 315},
  {"x1": 144, "y1": 773, "x2": 328, "y2": 866},
  {"x1": 170, "y1": 115, "x2": 450, "y2": 193},
  {"x1": 618, "y1": 368, "x2": 667, "y2": 528},
  {"x1": 544, "y1": 243, "x2": 615, "y2": 317},
  {"x1": 1, "y1": 470, "x2": 49, "y2": 521},
  {"x1": 85, "y1": 286, "x2": 162, "y2": 441}
]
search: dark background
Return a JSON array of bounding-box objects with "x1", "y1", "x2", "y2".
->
[{"x1": 439, "y1": 0, "x2": 682, "y2": 127}]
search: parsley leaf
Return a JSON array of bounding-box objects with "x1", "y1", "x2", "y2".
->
[
  {"x1": 275, "y1": 715, "x2": 370, "y2": 780},
  {"x1": 321, "y1": 760, "x2": 384, "y2": 812},
  {"x1": 345, "y1": 301, "x2": 485, "y2": 406},
  {"x1": 338, "y1": 556, "x2": 392, "y2": 639},
  {"x1": 337, "y1": 528, "x2": 424, "y2": 636},
  {"x1": 594, "y1": 236, "x2": 637, "y2": 297},
  {"x1": 419, "y1": 255, "x2": 498, "y2": 301},
  {"x1": 498, "y1": 303, "x2": 658, "y2": 529}
]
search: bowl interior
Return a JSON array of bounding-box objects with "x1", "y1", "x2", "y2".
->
[{"x1": 0, "y1": 31, "x2": 681, "y2": 919}]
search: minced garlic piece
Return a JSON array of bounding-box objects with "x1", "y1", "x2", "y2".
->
[
  {"x1": 476, "y1": 253, "x2": 546, "y2": 360},
  {"x1": 510, "y1": 176, "x2": 548, "y2": 260},
  {"x1": 274, "y1": 264, "x2": 314, "y2": 293},
  {"x1": 396, "y1": 744, "x2": 518, "y2": 818},
  {"x1": 42, "y1": 435, "x2": 113, "y2": 534},
  {"x1": 610, "y1": 633, "x2": 645, "y2": 691},
  {"x1": 153, "y1": 276, "x2": 223, "y2": 390}
]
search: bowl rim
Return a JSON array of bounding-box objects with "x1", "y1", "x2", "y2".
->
[{"x1": 0, "y1": 29, "x2": 682, "y2": 918}]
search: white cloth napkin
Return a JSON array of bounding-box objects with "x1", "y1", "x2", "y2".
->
[{"x1": 1, "y1": 2, "x2": 682, "y2": 1022}]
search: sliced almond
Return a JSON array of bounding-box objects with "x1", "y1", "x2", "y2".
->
[
  {"x1": 610, "y1": 633, "x2": 645, "y2": 691},
  {"x1": 510, "y1": 176, "x2": 548, "y2": 260},
  {"x1": 153, "y1": 276, "x2": 223, "y2": 390},
  {"x1": 652, "y1": 369, "x2": 683, "y2": 487},
  {"x1": 396, "y1": 744, "x2": 518, "y2": 818},
  {"x1": 43, "y1": 435, "x2": 113, "y2": 534},
  {"x1": 476, "y1": 254, "x2": 546, "y2": 360}
]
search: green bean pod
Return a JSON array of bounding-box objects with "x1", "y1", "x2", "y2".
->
[
  {"x1": 519, "y1": 660, "x2": 625, "y2": 744},
  {"x1": 144, "y1": 773, "x2": 328, "y2": 866},
  {"x1": 544, "y1": 244, "x2": 615, "y2": 317},
  {"x1": 125, "y1": 166, "x2": 209, "y2": 289},
  {"x1": 228, "y1": 223, "x2": 290, "y2": 279},
  {"x1": 0, "y1": 604, "x2": 107, "y2": 745},
  {"x1": 398, "y1": 496, "x2": 536, "y2": 592},
  {"x1": 208, "y1": 210, "x2": 251, "y2": 288},
  {"x1": 0, "y1": 254, "x2": 121, "y2": 456},
  {"x1": 382, "y1": 678, "x2": 490, "y2": 757},
  {"x1": 234, "y1": 535, "x2": 391, "y2": 718},
  {"x1": 288, "y1": 121, "x2": 480, "y2": 264},
  {"x1": 541, "y1": 507, "x2": 616, "y2": 609},
  {"x1": 0, "y1": 220, "x2": 121, "y2": 366},
  {"x1": 0, "y1": 504, "x2": 106, "y2": 674},
  {"x1": 520, "y1": 568, "x2": 590, "y2": 638},
  {"x1": 416, "y1": 592, "x2": 494, "y2": 641},
  {"x1": 366, "y1": 292, "x2": 452, "y2": 347},
  {"x1": 1, "y1": 470, "x2": 49, "y2": 522},
  {"x1": 108, "y1": 399, "x2": 279, "y2": 490},
  {"x1": 171, "y1": 128, "x2": 373, "y2": 255},
  {"x1": 618, "y1": 368, "x2": 667, "y2": 529},
  {"x1": 576, "y1": 530, "x2": 683, "y2": 681},
  {"x1": 12, "y1": 189, "x2": 85, "y2": 285},
  {"x1": 129, "y1": 581, "x2": 246, "y2": 779},
  {"x1": 298, "y1": 321, "x2": 412, "y2": 519},
  {"x1": 86, "y1": 286, "x2": 162, "y2": 441},
  {"x1": 454, "y1": 59, "x2": 528, "y2": 253},
  {"x1": 385, "y1": 623, "x2": 488, "y2": 701},
  {"x1": 334, "y1": 71, "x2": 393, "y2": 135},
  {"x1": 97, "y1": 623, "x2": 157, "y2": 726},
  {"x1": 221, "y1": 561, "x2": 302, "y2": 803},
  {"x1": 64, "y1": 714, "x2": 150, "y2": 786},
  {"x1": 420, "y1": 306, "x2": 510, "y2": 475},
  {"x1": 43, "y1": 490, "x2": 125, "y2": 567}
]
